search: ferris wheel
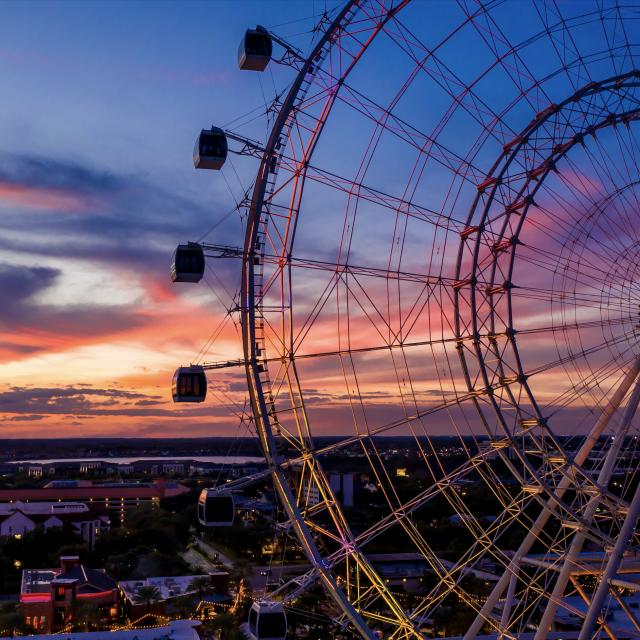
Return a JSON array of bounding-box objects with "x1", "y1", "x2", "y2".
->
[{"x1": 172, "y1": 1, "x2": 640, "y2": 638}]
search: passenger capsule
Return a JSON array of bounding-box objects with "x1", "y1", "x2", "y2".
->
[
  {"x1": 198, "y1": 488, "x2": 235, "y2": 527},
  {"x1": 172, "y1": 365, "x2": 207, "y2": 403},
  {"x1": 171, "y1": 243, "x2": 205, "y2": 283},
  {"x1": 247, "y1": 601, "x2": 287, "y2": 640},
  {"x1": 238, "y1": 28, "x2": 273, "y2": 72},
  {"x1": 194, "y1": 127, "x2": 228, "y2": 170}
]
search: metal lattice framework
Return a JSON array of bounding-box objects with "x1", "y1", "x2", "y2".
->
[{"x1": 186, "y1": 1, "x2": 640, "y2": 638}]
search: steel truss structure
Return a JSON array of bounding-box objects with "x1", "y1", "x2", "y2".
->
[{"x1": 184, "y1": 1, "x2": 640, "y2": 638}]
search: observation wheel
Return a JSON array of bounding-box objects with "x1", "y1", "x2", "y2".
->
[{"x1": 173, "y1": 2, "x2": 640, "y2": 638}]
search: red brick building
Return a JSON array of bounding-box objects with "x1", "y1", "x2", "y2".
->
[
  {"x1": 20, "y1": 556, "x2": 118, "y2": 632},
  {"x1": 0, "y1": 479, "x2": 189, "y2": 524}
]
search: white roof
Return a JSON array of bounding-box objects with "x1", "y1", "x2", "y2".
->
[
  {"x1": 0, "y1": 620, "x2": 200, "y2": 640},
  {"x1": 119, "y1": 575, "x2": 212, "y2": 602},
  {"x1": 0, "y1": 501, "x2": 88, "y2": 515}
]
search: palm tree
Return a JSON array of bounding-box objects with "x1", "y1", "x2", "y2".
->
[
  {"x1": 187, "y1": 576, "x2": 211, "y2": 598},
  {"x1": 133, "y1": 585, "x2": 162, "y2": 614}
]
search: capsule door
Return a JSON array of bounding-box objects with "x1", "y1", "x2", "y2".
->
[{"x1": 238, "y1": 29, "x2": 272, "y2": 71}]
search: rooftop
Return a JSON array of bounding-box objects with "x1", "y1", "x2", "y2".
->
[
  {"x1": 0, "y1": 479, "x2": 188, "y2": 501},
  {"x1": 0, "y1": 501, "x2": 89, "y2": 515},
  {"x1": 0, "y1": 619, "x2": 201, "y2": 640},
  {"x1": 21, "y1": 558, "x2": 116, "y2": 599},
  {"x1": 119, "y1": 575, "x2": 223, "y2": 602}
]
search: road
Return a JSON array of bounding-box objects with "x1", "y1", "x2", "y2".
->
[
  {"x1": 192, "y1": 537, "x2": 235, "y2": 570},
  {"x1": 185, "y1": 537, "x2": 311, "y2": 596},
  {"x1": 181, "y1": 548, "x2": 218, "y2": 573},
  {"x1": 249, "y1": 563, "x2": 310, "y2": 594}
]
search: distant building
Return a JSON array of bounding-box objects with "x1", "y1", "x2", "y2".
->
[
  {"x1": 8, "y1": 458, "x2": 266, "y2": 479},
  {"x1": 0, "y1": 479, "x2": 189, "y2": 525},
  {"x1": 20, "y1": 556, "x2": 118, "y2": 633},
  {"x1": 157, "y1": 463, "x2": 185, "y2": 476},
  {"x1": 329, "y1": 472, "x2": 356, "y2": 508},
  {"x1": 0, "y1": 501, "x2": 109, "y2": 548},
  {"x1": 79, "y1": 462, "x2": 104, "y2": 475}
]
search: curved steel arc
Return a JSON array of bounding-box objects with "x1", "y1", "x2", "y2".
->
[
  {"x1": 240, "y1": 1, "x2": 424, "y2": 637},
  {"x1": 240, "y1": 5, "x2": 377, "y2": 636},
  {"x1": 201, "y1": 3, "x2": 640, "y2": 639},
  {"x1": 454, "y1": 71, "x2": 640, "y2": 639},
  {"x1": 455, "y1": 73, "x2": 640, "y2": 523}
]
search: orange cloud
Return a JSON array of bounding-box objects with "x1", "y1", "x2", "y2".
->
[{"x1": 0, "y1": 181, "x2": 89, "y2": 212}]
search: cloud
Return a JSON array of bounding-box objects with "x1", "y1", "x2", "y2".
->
[
  {"x1": 0, "y1": 154, "x2": 126, "y2": 213},
  {"x1": 0, "y1": 154, "x2": 123, "y2": 194},
  {"x1": 0, "y1": 385, "x2": 164, "y2": 417},
  {"x1": 0, "y1": 153, "x2": 236, "y2": 287},
  {"x1": 0, "y1": 262, "x2": 156, "y2": 361},
  {"x1": 0, "y1": 263, "x2": 59, "y2": 312},
  {"x1": 0, "y1": 341, "x2": 42, "y2": 355},
  {"x1": 0, "y1": 385, "x2": 244, "y2": 423}
]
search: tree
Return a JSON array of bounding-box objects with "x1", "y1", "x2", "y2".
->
[
  {"x1": 0, "y1": 602, "x2": 29, "y2": 637},
  {"x1": 230, "y1": 559, "x2": 252, "y2": 587},
  {"x1": 171, "y1": 595, "x2": 194, "y2": 619},
  {"x1": 133, "y1": 585, "x2": 162, "y2": 613},
  {"x1": 73, "y1": 602, "x2": 102, "y2": 631},
  {"x1": 188, "y1": 576, "x2": 211, "y2": 598}
]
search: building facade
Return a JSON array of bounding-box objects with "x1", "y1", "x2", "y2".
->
[
  {"x1": 0, "y1": 502, "x2": 109, "y2": 548},
  {"x1": 0, "y1": 479, "x2": 189, "y2": 525},
  {"x1": 20, "y1": 557, "x2": 118, "y2": 633}
]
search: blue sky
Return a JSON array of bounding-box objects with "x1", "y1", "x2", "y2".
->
[
  {"x1": 1, "y1": 0, "x2": 639, "y2": 440},
  {"x1": 0, "y1": 0, "x2": 342, "y2": 436}
]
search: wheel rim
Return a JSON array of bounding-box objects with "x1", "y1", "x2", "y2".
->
[{"x1": 236, "y1": 2, "x2": 640, "y2": 637}]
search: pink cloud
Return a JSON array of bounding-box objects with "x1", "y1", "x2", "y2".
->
[{"x1": 0, "y1": 181, "x2": 90, "y2": 212}]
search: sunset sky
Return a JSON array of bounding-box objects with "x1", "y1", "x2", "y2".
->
[
  {"x1": 1, "y1": 1, "x2": 638, "y2": 439},
  {"x1": 0, "y1": 1, "x2": 337, "y2": 437}
]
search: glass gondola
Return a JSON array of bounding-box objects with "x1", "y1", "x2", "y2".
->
[
  {"x1": 238, "y1": 28, "x2": 273, "y2": 71},
  {"x1": 171, "y1": 243, "x2": 205, "y2": 283},
  {"x1": 247, "y1": 601, "x2": 287, "y2": 640},
  {"x1": 172, "y1": 365, "x2": 207, "y2": 403},
  {"x1": 193, "y1": 127, "x2": 228, "y2": 170},
  {"x1": 197, "y1": 488, "x2": 235, "y2": 527}
]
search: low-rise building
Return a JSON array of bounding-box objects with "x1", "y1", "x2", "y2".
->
[
  {"x1": 0, "y1": 479, "x2": 189, "y2": 525},
  {"x1": 20, "y1": 556, "x2": 118, "y2": 633},
  {"x1": 329, "y1": 472, "x2": 356, "y2": 508},
  {"x1": 0, "y1": 501, "x2": 109, "y2": 548},
  {"x1": 118, "y1": 573, "x2": 229, "y2": 619}
]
